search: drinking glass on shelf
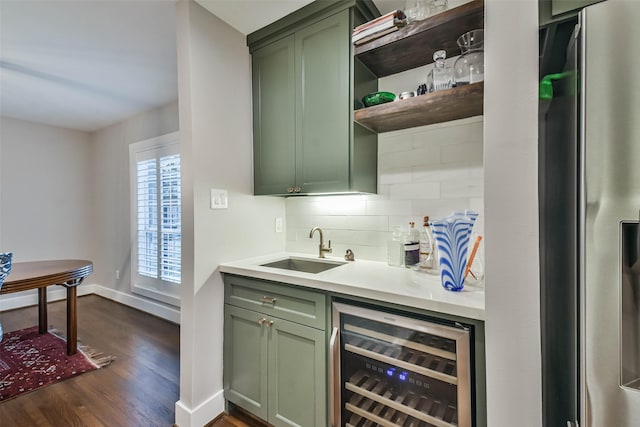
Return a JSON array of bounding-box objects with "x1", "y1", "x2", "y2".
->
[
  {"x1": 427, "y1": 0, "x2": 448, "y2": 16},
  {"x1": 404, "y1": 0, "x2": 429, "y2": 23}
]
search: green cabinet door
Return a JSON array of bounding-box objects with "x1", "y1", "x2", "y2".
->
[
  {"x1": 224, "y1": 303, "x2": 326, "y2": 427},
  {"x1": 224, "y1": 305, "x2": 269, "y2": 420},
  {"x1": 252, "y1": 35, "x2": 296, "y2": 195},
  {"x1": 268, "y1": 317, "x2": 326, "y2": 427},
  {"x1": 295, "y1": 10, "x2": 350, "y2": 194},
  {"x1": 251, "y1": 8, "x2": 362, "y2": 196}
]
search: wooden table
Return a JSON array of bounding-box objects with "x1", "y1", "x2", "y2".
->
[{"x1": 1, "y1": 259, "x2": 93, "y2": 355}]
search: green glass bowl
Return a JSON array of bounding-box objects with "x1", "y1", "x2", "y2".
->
[{"x1": 362, "y1": 91, "x2": 396, "y2": 107}]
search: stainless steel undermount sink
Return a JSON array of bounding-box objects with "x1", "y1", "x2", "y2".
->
[{"x1": 260, "y1": 257, "x2": 346, "y2": 274}]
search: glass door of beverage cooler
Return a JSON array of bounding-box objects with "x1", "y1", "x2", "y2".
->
[{"x1": 330, "y1": 302, "x2": 472, "y2": 427}]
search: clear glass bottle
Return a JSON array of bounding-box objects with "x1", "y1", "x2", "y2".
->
[
  {"x1": 453, "y1": 29, "x2": 484, "y2": 86},
  {"x1": 426, "y1": 50, "x2": 453, "y2": 92},
  {"x1": 404, "y1": 222, "x2": 420, "y2": 268},
  {"x1": 387, "y1": 226, "x2": 405, "y2": 267},
  {"x1": 418, "y1": 216, "x2": 437, "y2": 272}
]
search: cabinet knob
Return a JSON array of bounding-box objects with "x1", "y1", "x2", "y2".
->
[
  {"x1": 266, "y1": 320, "x2": 274, "y2": 328},
  {"x1": 287, "y1": 187, "x2": 294, "y2": 193},
  {"x1": 294, "y1": 186, "x2": 301, "y2": 193},
  {"x1": 258, "y1": 317, "x2": 267, "y2": 326}
]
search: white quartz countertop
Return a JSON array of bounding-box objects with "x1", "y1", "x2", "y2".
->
[{"x1": 219, "y1": 252, "x2": 485, "y2": 321}]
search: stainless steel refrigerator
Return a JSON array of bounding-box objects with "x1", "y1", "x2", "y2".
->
[{"x1": 540, "y1": 0, "x2": 640, "y2": 425}]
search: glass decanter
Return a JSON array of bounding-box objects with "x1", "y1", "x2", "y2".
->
[
  {"x1": 453, "y1": 29, "x2": 484, "y2": 86},
  {"x1": 426, "y1": 50, "x2": 453, "y2": 92}
]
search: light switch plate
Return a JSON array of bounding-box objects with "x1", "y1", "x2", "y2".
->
[
  {"x1": 210, "y1": 188, "x2": 228, "y2": 209},
  {"x1": 275, "y1": 217, "x2": 283, "y2": 233}
]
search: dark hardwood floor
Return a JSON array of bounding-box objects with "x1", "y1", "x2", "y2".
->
[
  {"x1": 207, "y1": 404, "x2": 270, "y2": 427},
  {"x1": 0, "y1": 295, "x2": 179, "y2": 427}
]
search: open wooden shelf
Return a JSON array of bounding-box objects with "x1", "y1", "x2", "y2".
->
[
  {"x1": 355, "y1": 0, "x2": 484, "y2": 77},
  {"x1": 354, "y1": 82, "x2": 483, "y2": 133}
]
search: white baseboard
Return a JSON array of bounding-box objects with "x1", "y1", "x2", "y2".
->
[
  {"x1": 91, "y1": 284, "x2": 180, "y2": 324},
  {"x1": 175, "y1": 389, "x2": 225, "y2": 427},
  {"x1": 0, "y1": 283, "x2": 180, "y2": 324}
]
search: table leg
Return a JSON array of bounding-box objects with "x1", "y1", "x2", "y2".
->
[
  {"x1": 67, "y1": 286, "x2": 77, "y2": 355},
  {"x1": 38, "y1": 288, "x2": 47, "y2": 334}
]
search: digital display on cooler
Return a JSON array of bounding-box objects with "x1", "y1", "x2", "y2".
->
[
  {"x1": 384, "y1": 367, "x2": 408, "y2": 382},
  {"x1": 366, "y1": 361, "x2": 427, "y2": 388}
]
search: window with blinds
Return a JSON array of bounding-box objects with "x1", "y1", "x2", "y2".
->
[{"x1": 130, "y1": 132, "x2": 180, "y2": 306}]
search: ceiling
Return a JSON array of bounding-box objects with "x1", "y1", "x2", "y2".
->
[{"x1": 0, "y1": 0, "x2": 400, "y2": 133}]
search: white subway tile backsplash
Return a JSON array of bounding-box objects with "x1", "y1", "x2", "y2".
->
[
  {"x1": 285, "y1": 113, "x2": 484, "y2": 262},
  {"x1": 378, "y1": 133, "x2": 414, "y2": 153},
  {"x1": 413, "y1": 163, "x2": 475, "y2": 183},
  {"x1": 389, "y1": 182, "x2": 440, "y2": 200},
  {"x1": 412, "y1": 198, "x2": 472, "y2": 221},
  {"x1": 441, "y1": 178, "x2": 483, "y2": 199},
  {"x1": 366, "y1": 199, "x2": 412, "y2": 216},
  {"x1": 344, "y1": 215, "x2": 389, "y2": 231},
  {"x1": 378, "y1": 170, "x2": 413, "y2": 185},
  {"x1": 440, "y1": 141, "x2": 484, "y2": 165},
  {"x1": 379, "y1": 147, "x2": 441, "y2": 170}
]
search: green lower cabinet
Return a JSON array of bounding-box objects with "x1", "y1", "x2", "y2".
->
[
  {"x1": 224, "y1": 304, "x2": 326, "y2": 427},
  {"x1": 224, "y1": 305, "x2": 269, "y2": 419},
  {"x1": 268, "y1": 316, "x2": 326, "y2": 427}
]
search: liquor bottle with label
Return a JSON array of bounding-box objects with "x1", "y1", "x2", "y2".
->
[
  {"x1": 419, "y1": 216, "x2": 439, "y2": 274},
  {"x1": 404, "y1": 222, "x2": 420, "y2": 268}
]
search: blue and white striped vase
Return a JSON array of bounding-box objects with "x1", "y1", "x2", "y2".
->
[{"x1": 430, "y1": 211, "x2": 478, "y2": 292}]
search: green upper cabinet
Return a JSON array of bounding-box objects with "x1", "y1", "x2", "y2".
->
[
  {"x1": 249, "y1": 1, "x2": 379, "y2": 196},
  {"x1": 295, "y1": 12, "x2": 350, "y2": 194},
  {"x1": 252, "y1": 35, "x2": 296, "y2": 195}
]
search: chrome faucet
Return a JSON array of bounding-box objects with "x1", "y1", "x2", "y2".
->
[{"x1": 309, "y1": 227, "x2": 332, "y2": 258}]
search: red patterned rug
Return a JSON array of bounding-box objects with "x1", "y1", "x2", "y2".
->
[{"x1": 0, "y1": 326, "x2": 114, "y2": 401}]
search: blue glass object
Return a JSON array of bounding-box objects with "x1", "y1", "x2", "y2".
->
[
  {"x1": 0, "y1": 252, "x2": 13, "y2": 342},
  {"x1": 430, "y1": 211, "x2": 478, "y2": 291}
]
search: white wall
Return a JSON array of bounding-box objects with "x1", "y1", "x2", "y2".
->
[
  {"x1": 484, "y1": 0, "x2": 541, "y2": 425},
  {"x1": 0, "y1": 117, "x2": 95, "y2": 308},
  {"x1": 175, "y1": 1, "x2": 285, "y2": 425},
  {"x1": 0, "y1": 117, "x2": 94, "y2": 262},
  {"x1": 90, "y1": 100, "x2": 179, "y2": 316}
]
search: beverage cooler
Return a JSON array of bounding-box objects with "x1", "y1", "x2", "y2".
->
[{"x1": 330, "y1": 302, "x2": 473, "y2": 427}]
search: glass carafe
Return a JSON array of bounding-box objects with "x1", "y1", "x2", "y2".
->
[{"x1": 453, "y1": 29, "x2": 484, "y2": 86}]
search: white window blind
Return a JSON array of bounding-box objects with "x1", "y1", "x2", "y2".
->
[{"x1": 130, "y1": 133, "x2": 180, "y2": 306}]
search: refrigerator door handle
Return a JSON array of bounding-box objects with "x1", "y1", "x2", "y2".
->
[{"x1": 329, "y1": 326, "x2": 340, "y2": 427}]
